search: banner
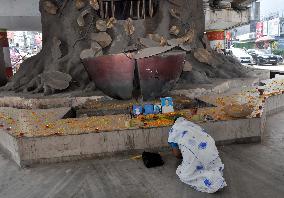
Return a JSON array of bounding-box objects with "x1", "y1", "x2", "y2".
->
[
  {"x1": 256, "y1": 22, "x2": 263, "y2": 39},
  {"x1": 226, "y1": 31, "x2": 231, "y2": 40},
  {"x1": 268, "y1": 18, "x2": 280, "y2": 36},
  {"x1": 263, "y1": 21, "x2": 268, "y2": 36},
  {"x1": 206, "y1": 30, "x2": 225, "y2": 50},
  {"x1": 280, "y1": 19, "x2": 284, "y2": 35}
]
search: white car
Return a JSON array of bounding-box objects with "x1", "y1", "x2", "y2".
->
[{"x1": 228, "y1": 48, "x2": 254, "y2": 64}]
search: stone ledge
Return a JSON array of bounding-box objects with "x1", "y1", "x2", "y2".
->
[
  {"x1": 0, "y1": 117, "x2": 263, "y2": 167},
  {"x1": 0, "y1": 95, "x2": 106, "y2": 109},
  {"x1": 0, "y1": 91, "x2": 283, "y2": 167},
  {"x1": 0, "y1": 77, "x2": 269, "y2": 109},
  {"x1": 264, "y1": 94, "x2": 284, "y2": 116}
]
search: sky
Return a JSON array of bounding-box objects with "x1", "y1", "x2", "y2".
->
[{"x1": 259, "y1": 0, "x2": 284, "y2": 17}]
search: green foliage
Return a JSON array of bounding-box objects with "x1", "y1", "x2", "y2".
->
[
  {"x1": 272, "y1": 49, "x2": 284, "y2": 57},
  {"x1": 271, "y1": 41, "x2": 279, "y2": 50}
]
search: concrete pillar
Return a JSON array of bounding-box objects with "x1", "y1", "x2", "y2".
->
[{"x1": 0, "y1": 29, "x2": 10, "y2": 84}]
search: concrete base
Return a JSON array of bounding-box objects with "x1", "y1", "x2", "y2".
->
[
  {"x1": 0, "y1": 128, "x2": 20, "y2": 165},
  {"x1": 2, "y1": 93, "x2": 284, "y2": 167},
  {"x1": 264, "y1": 94, "x2": 284, "y2": 116},
  {"x1": 1, "y1": 76, "x2": 283, "y2": 167},
  {"x1": 0, "y1": 117, "x2": 263, "y2": 167}
]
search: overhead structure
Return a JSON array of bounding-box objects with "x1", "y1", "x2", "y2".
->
[
  {"x1": 0, "y1": 0, "x2": 41, "y2": 31},
  {"x1": 204, "y1": 0, "x2": 256, "y2": 30},
  {"x1": 0, "y1": 0, "x2": 256, "y2": 32},
  {"x1": 231, "y1": 0, "x2": 257, "y2": 7}
]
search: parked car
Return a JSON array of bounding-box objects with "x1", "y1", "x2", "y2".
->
[
  {"x1": 227, "y1": 48, "x2": 253, "y2": 64},
  {"x1": 276, "y1": 55, "x2": 283, "y2": 64},
  {"x1": 252, "y1": 50, "x2": 280, "y2": 65}
]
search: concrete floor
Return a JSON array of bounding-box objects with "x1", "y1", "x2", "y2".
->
[
  {"x1": 0, "y1": 113, "x2": 284, "y2": 198},
  {"x1": 253, "y1": 63, "x2": 284, "y2": 71}
]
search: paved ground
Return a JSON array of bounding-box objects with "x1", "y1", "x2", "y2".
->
[
  {"x1": 253, "y1": 64, "x2": 284, "y2": 71},
  {"x1": 0, "y1": 112, "x2": 284, "y2": 198}
]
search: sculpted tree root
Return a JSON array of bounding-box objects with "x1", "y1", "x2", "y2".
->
[
  {"x1": 2, "y1": 0, "x2": 91, "y2": 95},
  {"x1": 1, "y1": 0, "x2": 249, "y2": 97}
]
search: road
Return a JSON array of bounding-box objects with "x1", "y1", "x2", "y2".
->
[{"x1": 0, "y1": 112, "x2": 284, "y2": 198}]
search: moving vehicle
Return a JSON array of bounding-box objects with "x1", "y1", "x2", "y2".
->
[{"x1": 227, "y1": 48, "x2": 253, "y2": 64}]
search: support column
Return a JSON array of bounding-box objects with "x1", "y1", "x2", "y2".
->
[{"x1": 0, "y1": 29, "x2": 10, "y2": 84}]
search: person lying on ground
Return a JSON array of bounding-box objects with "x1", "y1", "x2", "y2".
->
[{"x1": 168, "y1": 117, "x2": 227, "y2": 193}]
